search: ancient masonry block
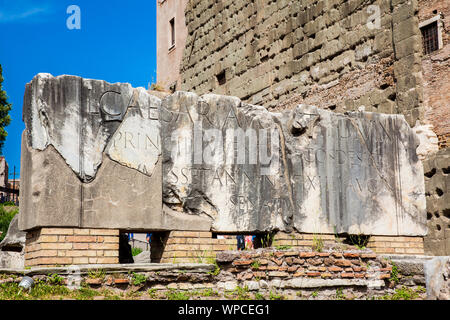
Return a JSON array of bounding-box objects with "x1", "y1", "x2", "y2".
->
[
  {"x1": 422, "y1": 148, "x2": 450, "y2": 256},
  {"x1": 24, "y1": 228, "x2": 119, "y2": 267}
]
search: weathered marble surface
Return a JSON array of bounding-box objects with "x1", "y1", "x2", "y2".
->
[
  {"x1": 161, "y1": 93, "x2": 427, "y2": 235},
  {"x1": 23, "y1": 73, "x2": 132, "y2": 181},
  {"x1": 20, "y1": 74, "x2": 164, "y2": 231},
  {"x1": 20, "y1": 74, "x2": 426, "y2": 236}
]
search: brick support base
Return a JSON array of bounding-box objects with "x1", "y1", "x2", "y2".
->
[
  {"x1": 25, "y1": 228, "x2": 120, "y2": 267},
  {"x1": 153, "y1": 231, "x2": 236, "y2": 264},
  {"x1": 367, "y1": 236, "x2": 424, "y2": 255},
  {"x1": 153, "y1": 231, "x2": 425, "y2": 263}
]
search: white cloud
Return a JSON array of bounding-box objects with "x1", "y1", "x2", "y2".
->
[{"x1": 0, "y1": 1, "x2": 52, "y2": 23}]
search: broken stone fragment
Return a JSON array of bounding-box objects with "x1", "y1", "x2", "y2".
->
[{"x1": 23, "y1": 73, "x2": 133, "y2": 181}]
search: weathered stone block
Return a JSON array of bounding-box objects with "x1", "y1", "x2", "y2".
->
[{"x1": 161, "y1": 92, "x2": 426, "y2": 236}]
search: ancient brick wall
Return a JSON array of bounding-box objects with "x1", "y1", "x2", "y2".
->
[
  {"x1": 153, "y1": 231, "x2": 425, "y2": 263},
  {"x1": 24, "y1": 228, "x2": 120, "y2": 267},
  {"x1": 216, "y1": 248, "x2": 389, "y2": 283},
  {"x1": 180, "y1": 0, "x2": 424, "y2": 126},
  {"x1": 0, "y1": 251, "x2": 435, "y2": 300},
  {"x1": 419, "y1": 0, "x2": 450, "y2": 148},
  {"x1": 423, "y1": 148, "x2": 450, "y2": 256}
]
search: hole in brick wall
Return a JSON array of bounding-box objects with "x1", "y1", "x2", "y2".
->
[
  {"x1": 261, "y1": 55, "x2": 269, "y2": 63},
  {"x1": 343, "y1": 234, "x2": 370, "y2": 249},
  {"x1": 216, "y1": 70, "x2": 226, "y2": 86},
  {"x1": 119, "y1": 233, "x2": 134, "y2": 264},
  {"x1": 442, "y1": 167, "x2": 450, "y2": 174},
  {"x1": 427, "y1": 212, "x2": 433, "y2": 220},
  {"x1": 387, "y1": 92, "x2": 396, "y2": 101},
  {"x1": 1, "y1": 244, "x2": 22, "y2": 252},
  {"x1": 425, "y1": 168, "x2": 436, "y2": 178},
  {"x1": 436, "y1": 188, "x2": 444, "y2": 197},
  {"x1": 254, "y1": 232, "x2": 276, "y2": 249},
  {"x1": 443, "y1": 209, "x2": 450, "y2": 218},
  {"x1": 211, "y1": 233, "x2": 274, "y2": 250},
  {"x1": 380, "y1": 83, "x2": 389, "y2": 89},
  {"x1": 329, "y1": 105, "x2": 337, "y2": 110},
  {"x1": 434, "y1": 211, "x2": 440, "y2": 218},
  {"x1": 436, "y1": 224, "x2": 441, "y2": 231}
]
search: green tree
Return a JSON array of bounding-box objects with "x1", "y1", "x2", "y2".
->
[{"x1": 0, "y1": 65, "x2": 11, "y2": 154}]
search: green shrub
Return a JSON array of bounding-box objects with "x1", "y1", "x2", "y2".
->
[
  {"x1": 0, "y1": 205, "x2": 18, "y2": 241},
  {"x1": 165, "y1": 289, "x2": 190, "y2": 300},
  {"x1": 390, "y1": 262, "x2": 400, "y2": 284},
  {"x1": 131, "y1": 272, "x2": 147, "y2": 286},
  {"x1": 132, "y1": 247, "x2": 143, "y2": 256},
  {"x1": 312, "y1": 235, "x2": 323, "y2": 252}
]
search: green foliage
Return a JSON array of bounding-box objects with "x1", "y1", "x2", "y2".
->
[
  {"x1": 311, "y1": 291, "x2": 318, "y2": 298},
  {"x1": 260, "y1": 232, "x2": 275, "y2": 248},
  {"x1": 87, "y1": 269, "x2": 106, "y2": 280},
  {"x1": 0, "y1": 280, "x2": 72, "y2": 300},
  {"x1": 390, "y1": 262, "x2": 400, "y2": 284},
  {"x1": 165, "y1": 289, "x2": 190, "y2": 300},
  {"x1": 251, "y1": 260, "x2": 261, "y2": 269},
  {"x1": 335, "y1": 287, "x2": 344, "y2": 300},
  {"x1": 347, "y1": 234, "x2": 369, "y2": 250},
  {"x1": 198, "y1": 288, "x2": 218, "y2": 297},
  {"x1": 2, "y1": 201, "x2": 15, "y2": 206},
  {"x1": 312, "y1": 235, "x2": 324, "y2": 252},
  {"x1": 47, "y1": 273, "x2": 64, "y2": 285},
  {"x1": 131, "y1": 272, "x2": 147, "y2": 286},
  {"x1": 269, "y1": 291, "x2": 284, "y2": 300},
  {"x1": 233, "y1": 285, "x2": 250, "y2": 300},
  {"x1": 207, "y1": 259, "x2": 221, "y2": 276},
  {"x1": 378, "y1": 286, "x2": 425, "y2": 300},
  {"x1": 254, "y1": 292, "x2": 265, "y2": 300},
  {"x1": 275, "y1": 245, "x2": 292, "y2": 250},
  {"x1": 0, "y1": 205, "x2": 18, "y2": 242},
  {"x1": 147, "y1": 288, "x2": 158, "y2": 299},
  {"x1": 72, "y1": 287, "x2": 97, "y2": 300},
  {"x1": 0, "y1": 65, "x2": 11, "y2": 153},
  {"x1": 132, "y1": 247, "x2": 143, "y2": 256}
]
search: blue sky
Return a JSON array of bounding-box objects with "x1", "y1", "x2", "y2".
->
[{"x1": 0, "y1": 0, "x2": 157, "y2": 178}]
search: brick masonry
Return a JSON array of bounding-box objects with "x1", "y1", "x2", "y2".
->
[
  {"x1": 419, "y1": 0, "x2": 450, "y2": 149},
  {"x1": 0, "y1": 254, "x2": 435, "y2": 300},
  {"x1": 152, "y1": 231, "x2": 236, "y2": 263},
  {"x1": 367, "y1": 236, "x2": 425, "y2": 254},
  {"x1": 216, "y1": 248, "x2": 390, "y2": 282},
  {"x1": 25, "y1": 228, "x2": 120, "y2": 267},
  {"x1": 180, "y1": 0, "x2": 424, "y2": 127},
  {"x1": 153, "y1": 231, "x2": 424, "y2": 264}
]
